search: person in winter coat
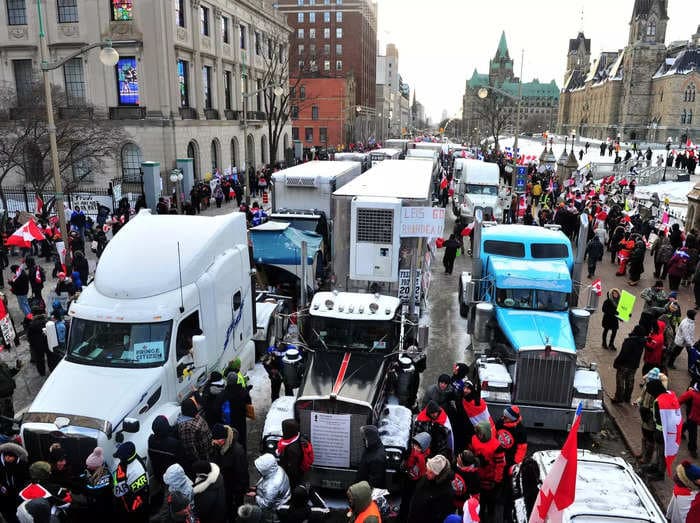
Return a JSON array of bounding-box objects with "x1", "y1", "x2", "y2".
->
[
  {"x1": 461, "y1": 380, "x2": 493, "y2": 443},
  {"x1": 407, "y1": 455, "x2": 454, "y2": 523},
  {"x1": 667, "y1": 460, "x2": 700, "y2": 523},
  {"x1": 584, "y1": 234, "x2": 604, "y2": 278},
  {"x1": 609, "y1": 225, "x2": 625, "y2": 265},
  {"x1": 251, "y1": 453, "x2": 291, "y2": 517},
  {"x1": 177, "y1": 397, "x2": 213, "y2": 475},
  {"x1": 642, "y1": 315, "x2": 667, "y2": 374},
  {"x1": 613, "y1": 325, "x2": 647, "y2": 403},
  {"x1": 357, "y1": 425, "x2": 386, "y2": 488},
  {"x1": 635, "y1": 369, "x2": 668, "y2": 464},
  {"x1": 346, "y1": 481, "x2": 380, "y2": 523},
  {"x1": 201, "y1": 371, "x2": 226, "y2": 427},
  {"x1": 148, "y1": 416, "x2": 182, "y2": 484},
  {"x1": 442, "y1": 234, "x2": 461, "y2": 275},
  {"x1": 670, "y1": 223, "x2": 684, "y2": 250},
  {"x1": 0, "y1": 442, "x2": 29, "y2": 523},
  {"x1": 679, "y1": 384, "x2": 700, "y2": 458},
  {"x1": 667, "y1": 309, "x2": 696, "y2": 369},
  {"x1": 215, "y1": 372, "x2": 251, "y2": 451},
  {"x1": 616, "y1": 235, "x2": 635, "y2": 276},
  {"x1": 72, "y1": 251, "x2": 89, "y2": 288},
  {"x1": 421, "y1": 374, "x2": 456, "y2": 411},
  {"x1": 693, "y1": 261, "x2": 700, "y2": 309},
  {"x1": 399, "y1": 432, "x2": 431, "y2": 521},
  {"x1": 211, "y1": 423, "x2": 247, "y2": 515},
  {"x1": 667, "y1": 248, "x2": 691, "y2": 291},
  {"x1": 150, "y1": 490, "x2": 197, "y2": 523},
  {"x1": 9, "y1": 264, "x2": 30, "y2": 316},
  {"x1": 602, "y1": 288, "x2": 621, "y2": 351},
  {"x1": 23, "y1": 257, "x2": 44, "y2": 304},
  {"x1": 276, "y1": 419, "x2": 304, "y2": 488},
  {"x1": 651, "y1": 232, "x2": 674, "y2": 279},
  {"x1": 414, "y1": 400, "x2": 454, "y2": 459},
  {"x1": 470, "y1": 420, "x2": 506, "y2": 522},
  {"x1": 496, "y1": 403, "x2": 527, "y2": 518},
  {"x1": 627, "y1": 235, "x2": 646, "y2": 285},
  {"x1": 112, "y1": 441, "x2": 149, "y2": 522},
  {"x1": 16, "y1": 497, "x2": 58, "y2": 523},
  {"x1": 191, "y1": 461, "x2": 226, "y2": 523},
  {"x1": 451, "y1": 450, "x2": 480, "y2": 512},
  {"x1": 82, "y1": 447, "x2": 112, "y2": 521},
  {"x1": 643, "y1": 382, "x2": 682, "y2": 481},
  {"x1": 641, "y1": 280, "x2": 669, "y2": 311},
  {"x1": 25, "y1": 307, "x2": 55, "y2": 377},
  {"x1": 152, "y1": 463, "x2": 194, "y2": 523}
]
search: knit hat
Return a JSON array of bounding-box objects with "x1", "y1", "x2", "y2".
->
[
  {"x1": 463, "y1": 380, "x2": 474, "y2": 390},
  {"x1": 645, "y1": 368, "x2": 661, "y2": 381},
  {"x1": 113, "y1": 441, "x2": 136, "y2": 461},
  {"x1": 28, "y1": 461, "x2": 51, "y2": 482},
  {"x1": 168, "y1": 491, "x2": 190, "y2": 521},
  {"x1": 503, "y1": 405, "x2": 520, "y2": 422},
  {"x1": 237, "y1": 504, "x2": 263, "y2": 523},
  {"x1": 192, "y1": 460, "x2": 211, "y2": 476},
  {"x1": 85, "y1": 447, "x2": 104, "y2": 469},
  {"x1": 438, "y1": 374, "x2": 451, "y2": 385},
  {"x1": 669, "y1": 291, "x2": 678, "y2": 299},
  {"x1": 180, "y1": 397, "x2": 198, "y2": 418},
  {"x1": 426, "y1": 454, "x2": 449, "y2": 476},
  {"x1": 282, "y1": 418, "x2": 299, "y2": 439},
  {"x1": 426, "y1": 400, "x2": 441, "y2": 417},
  {"x1": 683, "y1": 460, "x2": 700, "y2": 482},
  {"x1": 211, "y1": 423, "x2": 227, "y2": 440},
  {"x1": 230, "y1": 357, "x2": 242, "y2": 372}
]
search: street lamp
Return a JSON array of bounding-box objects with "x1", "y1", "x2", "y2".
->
[
  {"x1": 169, "y1": 168, "x2": 184, "y2": 212},
  {"x1": 36, "y1": 0, "x2": 135, "y2": 267}
]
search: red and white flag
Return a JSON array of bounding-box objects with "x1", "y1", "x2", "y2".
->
[
  {"x1": 657, "y1": 391, "x2": 683, "y2": 475},
  {"x1": 529, "y1": 403, "x2": 582, "y2": 523},
  {"x1": 591, "y1": 279, "x2": 602, "y2": 297},
  {"x1": 35, "y1": 195, "x2": 44, "y2": 215}
]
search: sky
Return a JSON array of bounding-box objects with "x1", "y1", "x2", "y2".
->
[{"x1": 376, "y1": 0, "x2": 698, "y2": 122}]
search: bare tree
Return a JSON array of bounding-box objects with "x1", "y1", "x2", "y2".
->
[
  {"x1": 522, "y1": 114, "x2": 548, "y2": 135},
  {"x1": 0, "y1": 81, "x2": 127, "y2": 210},
  {"x1": 474, "y1": 93, "x2": 514, "y2": 151}
]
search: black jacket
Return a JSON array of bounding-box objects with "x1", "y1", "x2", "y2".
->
[
  {"x1": 25, "y1": 315, "x2": 49, "y2": 353},
  {"x1": 10, "y1": 271, "x2": 29, "y2": 296},
  {"x1": 407, "y1": 466, "x2": 454, "y2": 523},
  {"x1": 357, "y1": 426, "x2": 386, "y2": 489},
  {"x1": 614, "y1": 328, "x2": 646, "y2": 370},
  {"x1": 211, "y1": 425, "x2": 249, "y2": 505},
  {"x1": 148, "y1": 416, "x2": 183, "y2": 482},
  {"x1": 192, "y1": 463, "x2": 227, "y2": 523},
  {"x1": 601, "y1": 296, "x2": 620, "y2": 330}
]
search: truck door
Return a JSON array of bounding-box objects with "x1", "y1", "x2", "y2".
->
[{"x1": 174, "y1": 311, "x2": 205, "y2": 401}]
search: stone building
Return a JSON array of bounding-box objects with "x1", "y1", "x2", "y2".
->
[
  {"x1": 462, "y1": 32, "x2": 559, "y2": 141},
  {"x1": 557, "y1": 0, "x2": 699, "y2": 144},
  {"x1": 0, "y1": 0, "x2": 291, "y2": 188},
  {"x1": 376, "y1": 43, "x2": 410, "y2": 141}
]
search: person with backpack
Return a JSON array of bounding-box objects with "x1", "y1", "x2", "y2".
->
[
  {"x1": 276, "y1": 419, "x2": 313, "y2": 488},
  {"x1": 584, "y1": 234, "x2": 604, "y2": 278},
  {"x1": 667, "y1": 310, "x2": 697, "y2": 370},
  {"x1": 215, "y1": 372, "x2": 251, "y2": 451}
]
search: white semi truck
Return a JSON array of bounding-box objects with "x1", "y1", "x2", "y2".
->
[
  {"x1": 453, "y1": 158, "x2": 503, "y2": 222},
  {"x1": 21, "y1": 210, "x2": 256, "y2": 472}
]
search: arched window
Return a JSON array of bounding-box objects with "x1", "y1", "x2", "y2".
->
[
  {"x1": 261, "y1": 135, "x2": 268, "y2": 165},
  {"x1": 681, "y1": 109, "x2": 687, "y2": 125},
  {"x1": 689, "y1": 110, "x2": 694, "y2": 125},
  {"x1": 230, "y1": 138, "x2": 238, "y2": 170},
  {"x1": 210, "y1": 139, "x2": 220, "y2": 173},
  {"x1": 646, "y1": 20, "x2": 656, "y2": 37},
  {"x1": 187, "y1": 140, "x2": 199, "y2": 179},
  {"x1": 121, "y1": 143, "x2": 143, "y2": 182}
]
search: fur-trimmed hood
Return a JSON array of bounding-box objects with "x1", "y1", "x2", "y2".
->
[
  {"x1": 0, "y1": 442, "x2": 28, "y2": 462},
  {"x1": 193, "y1": 462, "x2": 221, "y2": 495}
]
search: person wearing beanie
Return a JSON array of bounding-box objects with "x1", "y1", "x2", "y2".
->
[
  {"x1": 152, "y1": 490, "x2": 196, "y2": 523},
  {"x1": 0, "y1": 442, "x2": 28, "y2": 522},
  {"x1": 346, "y1": 481, "x2": 380, "y2": 523},
  {"x1": 643, "y1": 383, "x2": 682, "y2": 481},
  {"x1": 667, "y1": 460, "x2": 700, "y2": 522},
  {"x1": 177, "y1": 397, "x2": 213, "y2": 475},
  {"x1": 641, "y1": 281, "x2": 669, "y2": 311},
  {"x1": 276, "y1": 419, "x2": 304, "y2": 488},
  {"x1": 470, "y1": 420, "x2": 506, "y2": 521},
  {"x1": 407, "y1": 454, "x2": 453, "y2": 523},
  {"x1": 46, "y1": 443, "x2": 71, "y2": 491},
  {"x1": 612, "y1": 325, "x2": 647, "y2": 403},
  {"x1": 414, "y1": 400, "x2": 454, "y2": 459},
  {"x1": 148, "y1": 415, "x2": 183, "y2": 483},
  {"x1": 398, "y1": 432, "x2": 431, "y2": 520},
  {"x1": 496, "y1": 405, "x2": 528, "y2": 517},
  {"x1": 214, "y1": 371, "x2": 252, "y2": 451},
  {"x1": 236, "y1": 504, "x2": 263, "y2": 523},
  {"x1": 82, "y1": 447, "x2": 112, "y2": 520},
  {"x1": 192, "y1": 461, "x2": 226, "y2": 523},
  {"x1": 357, "y1": 425, "x2": 387, "y2": 489},
  {"x1": 112, "y1": 440, "x2": 149, "y2": 521},
  {"x1": 201, "y1": 371, "x2": 227, "y2": 427},
  {"x1": 679, "y1": 384, "x2": 700, "y2": 458},
  {"x1": 19, "y1": 461, "x2": 68, "y2": 517},
  {"x1": 211, "y1": 423, "x2": 248, "y2": 516},
  {"x1": 636, "y1": 369, "x2": 668, "y2": 464},
  {"x1": 602, "y1": 288, "x2": 621, "y2": 351},
  {"x1": 451, "y1": 450, "x2": 480, "y2": 511},
  {"x1": 15, "y1": 498, "x2": 52, "y2": 523}
]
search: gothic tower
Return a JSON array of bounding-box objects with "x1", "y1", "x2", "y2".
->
[
  {"x1": 565, "y1": 32, "x2": 591, "y2": 81},
  {"x1": 488, "y1": 31, "x2": 514, "y2": 86}
]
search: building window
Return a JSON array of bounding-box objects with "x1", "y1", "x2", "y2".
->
[
  {"x1": 681, "y1": 110, "x2": 687, "y2": 125},
  {"x1": 298, "y1": 44, "x2": 304, "y2": 55},
  {"x1": 689, "y1": 110, "x2": 694, "y2": 125},
  {"x1": 311, "y1": 105, "x2": 318, "y2": 120},
  {"x1": 177, "y1": 59, "x2": 189, "y2": 107},
  {"x1": 335, "y1": 60, "x2": 342, "y2": 71},
  {"x1": 323, "y1": 11, "x2": 330, "y2": 22},
  {"x1": 297, "y1": 12, "x2": 303, "y2": 22},
  {"x1": 323, "y1": 44, "x2": 330, "y2": 55},
  {"x1": 255, "y1": 32, "x2": 261, "y2": 55},
  {"x1": 309, "y1": 28, "x2": 316, "y2": 39},
  {"x1": 121, "y1": 143, "x2": 143, "y2": 182},
  {"x1": 685, "y1": 84, "x2": 696, "y2": 102},
  {"x1": 175, "y1": 0, "x2": 185, "y2": 27},
  {"x1": 71, "y1": 144, "x2": 91, "y2": 181},
  {"x1": 297, "y1": 0, "x2": 303, "y2": 4},
  {"x1": 292, "y1": 127, "x2": 300, "y2": 140},
  {"x1": 200, "y1": 5, "x2": 209, "y2": 36},
  {"x1": 63, "y1": 58, "x2": 85, "y2": 106},
  {"x1": 240, "y1": 24, "x2": 247, "y2": 49},
  {"x1": 309, "y1": 0, "x2": 314, "y2": 4},
  {"x1": 57, "y1": 0, "x2": 78, "y2": 23},
  {"x1": 297, "y1": 28, "x2": 304, "y2": 39},
  {"x1": 13, "y1": 59, "x2": 33, "y2": 105},
  {"x1": 646, "y1": 20, "x2": 656, "y2": 37},
  {"x1": 256, "y1": 79, "x2": 262, "y2": 111},
  {"x1": 336, "y1": 44, "x2": 342, "y2": 55},
  {"x1": 211, "y1": 140, "x2": 218, "y2": 171},
  {"x1": 267, "y1": 36, "x2": 273, "y2": 59},
  {"x1": 336, "y1": 0, "x2": 342, "y2": 4},
  {"x1": 300, "y1": 85, "x2": 306, "y2": 100},
  {"x1": 7, "y1": 0, "x2": 26, "y2": 24},
  {"x1": 323, "y1": 28, "x2": 330, "y2": 39},
  {"x1": 323, "y1": 60, "x2": 330, "y2": 71},
  {"x1": 224, "y1": 70, "x2": 231, "y2": 110},
  {"x1": 202, "y1": 65, "x2": 212, "y2": 109},
  {"x1": 116, "y1": 56, "x2": 139, "y2": 105},
  {"x1": 111, "y1": 0, "x2": 133, "y2": 21},
  {"x1": 222, "y1": 16, "x2": 229, "y2": 43},
  {"x1": 336, "y1": 27, "x2": 342, "y2": 38},
  {"x1": 336, "y1": 10, "x2": 342, "y2": 22},
  {"x1": 309, "y1": 43, "x2": 316, "y2": 56},
  {"x1": 305, "y1": 127, "x2": 313, "y2": 142},
  {"x1": 291, "y1": 105, "x2": 299, "y2": 119},
  {"x1": 320, "y1": 127, "x2": 327, "y2": 143},
  {"x1": 298, "y1": 60, "x2": 304, "y2": 70},
  {"x1": 309, "y1": 11, "x2": 315, "y2": 22}
]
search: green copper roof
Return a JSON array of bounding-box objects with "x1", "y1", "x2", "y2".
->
[
  {"x1": 497, "y1": 31, "x2": 509, "y2": 58},
  {"x1": 467, "y1": 75, "x2": 560, "y2": 99},
  {"x1": 468, "y1": 69, "x2": 490, "y2": 88}
]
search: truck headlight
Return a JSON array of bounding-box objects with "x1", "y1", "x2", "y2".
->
[
  {"x1": 385, "y1": 448, "x2": 404, "y2": 470},
  {"x1": 572, "y1": 392, "x2": 603, "y2": 410},
  {"x1": 481, "y1": 386, "x2": 512, "y2": 403}
]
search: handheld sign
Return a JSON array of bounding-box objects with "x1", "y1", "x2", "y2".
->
[{"x1": 616, "y1": 290, "x2": 636, "y2": 322}]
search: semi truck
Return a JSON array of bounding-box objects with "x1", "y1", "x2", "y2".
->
[
  {"x1": 458, "y1": 215, "x2": 604, "y2": 433},
  {"x1": 452, "y1": 158, "x2": 503, "y2": 222},
  {"x1": 21, "y1": 210, "x2": 256, "y2": 473}
]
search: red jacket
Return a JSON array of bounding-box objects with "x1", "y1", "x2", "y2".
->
[
  {"x1": 644, "y1": 321, "x2": 666, "y2": 366},
  {"x1": 679, "y1": 388, "x2": 700, "y2": 424},
  {"x1": 470, "y1": 434, "x2": 505, "y2": 490},
  {"x1": 403, "y1": 447, "x2": 428, "y2": 482}
]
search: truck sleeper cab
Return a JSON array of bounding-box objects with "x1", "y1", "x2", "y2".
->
[
  {"x1": 460, "y1": 224, "x2": 603, "y2": 433},
  {"x1": 453, "y1": 159, "x2": 502, "y2": 222}
]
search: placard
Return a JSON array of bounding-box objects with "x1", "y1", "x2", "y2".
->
[
  {"x1": 398, "y1": 269, "x2": 421, "y2": 304},
  {"x1": 616, "y1": 290, "x2": 636, "y2": 322},
  {"x1": 400, "y1": 207, "x2": 445, "y2": 238},
  {"x1": 310, "y1": 412, "x2": 351, "y2": 468},
  {"x1": 133, "y1": 341, "x2": 165, "y2": 363}
]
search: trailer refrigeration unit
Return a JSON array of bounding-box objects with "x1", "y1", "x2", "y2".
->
[
  {"x1": 261, "y1": 160, "x2": 437, "y2": 493},
  {"x1": 458, "y1": 214, "x2": 604, "y2": 433}
]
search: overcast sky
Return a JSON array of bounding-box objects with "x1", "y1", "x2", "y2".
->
[{"x1": 376, "y1": 0, "x2": 698, "y2": 122}]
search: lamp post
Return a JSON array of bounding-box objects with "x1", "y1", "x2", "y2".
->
[
  {"x1": 169, "y1": 168, "x2": 184, "y2": 212},
  {"x1": 36, "y1": 0, "x2": 128, "y2": 266}
]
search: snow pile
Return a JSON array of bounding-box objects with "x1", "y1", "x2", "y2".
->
[
  {"x1": 262, "y1": 395, "x2": 295, "y2": 438},
  {"x1": 634, "y1": 180, "x2": 693, "y2": 205},
  {"x1": 378, "y1": 404, "x2": 412, "y2": 450}
]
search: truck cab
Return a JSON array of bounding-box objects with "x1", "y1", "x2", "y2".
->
[
  {"x1": 453, "y1": 159, "x2": 502, "y2": 222},
  {"x1": 21, "y1": 211, "x2": 255, "y2": 474},
  {"x1": 459, "y1": 222, "x2": 603, "y2": 433}
]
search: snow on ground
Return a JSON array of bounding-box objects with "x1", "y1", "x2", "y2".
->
[{"x1": 635, "y1": 180, "x2": 694, "y2": 205}]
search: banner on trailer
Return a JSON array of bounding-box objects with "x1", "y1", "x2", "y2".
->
[
  {"x1": 400, "y1": 207, "x2": 445, "y2": 238},
  {"x1": 310, "y1": 412, "x2": 351, "y2": 468}
]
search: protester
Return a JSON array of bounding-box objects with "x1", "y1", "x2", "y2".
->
[
  {"x1": 250, "y1": 453, "x2": 291, "y2": 517},
  {"x1": 192, "y1": 461, "x2": 226, "y2": 523},
  {"x1": 211, "y1": 423, "x2": 248, "y2": 516},
  {"x1": 82, "y1": 447, "x2": 112, "y2": 519},
  {"x1": 357, "y1": 425, "x2": 386, "y2": 488},
  {"x1": 602, "y1": 288, "x2": 621, "y2": 351},
  {"x1": 112, "y1": 441, "x2": 149, "y2": 521},
  {"x1": 177, "y1": 397, "x2": 213, "y2": 474},
  {"x1": 406, "y1": 455, "x2": 454, "y2": 523},
  {"x1": 346, "y1": 481, "x2": 380, "y2": 523},
  {"x1": 613, "y1": 325, "x2": 647, "y2": 404},
  {"x1": 148, "y1": 415, "x2": 183, "y2": 483},
  {"x1": 679, "y1": 384, "x2": 700, "y2": 459},
  {"x1": 667, "y1": 310, "x2": 696, "y2": 369},
  {"x1": 667, "y1": 460, "x2": 700, "y2": 522},
  {"x1": 0, "y1": 442, "x2": 28, "y2": 523}
]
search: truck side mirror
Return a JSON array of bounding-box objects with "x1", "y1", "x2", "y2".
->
[
  {"x1": 44, "y1": 321, "x2": 59, "y2": 352},
  {"x1": 192, "y1": 335, "x2": 207, "y2": 369},
  {"x1": 122, "y1": 418, "x2": 140, "y2": 433}
]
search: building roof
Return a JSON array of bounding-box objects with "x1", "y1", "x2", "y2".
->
[
  {"x1": 631, "y1": 0, "x2": 668, "y2": 21},
  {"x1": 500, "y1": 79, "x2": 560, "y2": 99},
  {"x1": 568, "y1": 32, "x2": 591, "y2": 54},
  {"x1": 496, "y1": 31, "x2": 509, "y2": 59},
  {"x1": 564, "y1": 69, "x2": 586, "y2": 91},
  {"x1": 468, "y1": 69, "x2": 490, "y2": 88},
  {"x1": 583, "y1": 51, "x2": 623, "y2": 85},
  {"x1": 654, "y1": 46, "x2": 700, "y2": 78}
]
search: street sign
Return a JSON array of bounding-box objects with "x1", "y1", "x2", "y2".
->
[{"x1": 515, "y1": 166, "x2": 527, "y2": 192}]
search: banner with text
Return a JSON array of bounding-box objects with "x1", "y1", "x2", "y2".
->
[
  {"x1": 310, "y1": 412, "x2": 351, "y2": 468},
  {"x1": 400, "y1": 207, "x2": 445, "y2": 238}
]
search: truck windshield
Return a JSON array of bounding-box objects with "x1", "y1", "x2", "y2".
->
[
  {"x1": 465, "y1": 184, "x2": 498, "y2": 196},
  {"x1": 309, "y1": 317, "x2": 397, "y2": 351},
  {"x1": 496, "y1": 289, "x2": 569, "y2": 311},
  {"x1": 66, "y1": 318, "x2": 173, "y2": 368}
]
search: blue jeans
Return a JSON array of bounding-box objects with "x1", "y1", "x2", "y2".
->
[{"x1": 16, "y1": 294, "x2": 30, "y2": 316}]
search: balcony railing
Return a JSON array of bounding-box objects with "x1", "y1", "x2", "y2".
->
[
  {"x1": 204, "y1": 109, "x2": 219, "y2": 120},
  {"x1": 224, "y1": 109, "x2": 238, "y2": 120},
  {"x1": 109, "y1": 106, "x2": 147, "y2": 120},
  {"x1": 179, "y1": 107, "x2": 198, "y2": 120}
]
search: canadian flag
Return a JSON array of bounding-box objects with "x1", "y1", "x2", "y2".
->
[
  {"x1": 686, "y1": 137, "x2": 695, "y2": 150},
  {"x1": 591, "y1": 279, "x2": 602, "y2": 297},
  {"x1": 529, "y1": 403, "x2": 582, "y2": 523},
  {"x1": 35, "y1": 195, "x2": 43, "y2": 215},
  {"x1": 657, "y1": 391, "x2": 683, "y2": 475}
]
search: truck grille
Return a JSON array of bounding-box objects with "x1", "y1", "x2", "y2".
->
[
  {"x1": 285, "y1": 176, "x2": 316, "y2": 187},
  {"x1": 297, "y1": 400, "x2": 371, "y2": 468},
  {"x1": 514, "y1": 350, "x2": 575, "y2": 406},
  {"x1": 23, "y1": 429, "x2": 97, "y2": 477}
]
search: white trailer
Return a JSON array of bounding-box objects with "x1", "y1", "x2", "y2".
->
[{"x1": 453, "y1": 158, "x2": 503, "y2": 221}]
